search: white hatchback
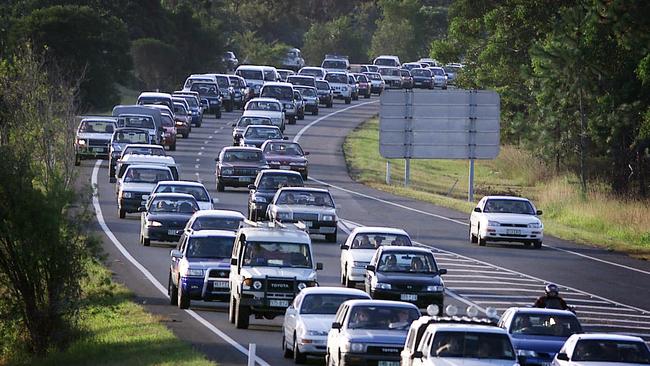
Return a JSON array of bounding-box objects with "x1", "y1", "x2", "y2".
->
[
  {"x1": 552, "y1": 333, "x2": 650, "y2": 365},
  {"x1": 469, "y1": 195, "x2": 543, "y2": 248}
]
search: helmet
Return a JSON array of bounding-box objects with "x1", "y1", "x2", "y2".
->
[{"x1": 545, "y1": 283, "x2": 559, "y2": 296}]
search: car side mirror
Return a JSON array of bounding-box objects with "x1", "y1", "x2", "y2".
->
[
  {"x1": 231, "y1": 123, "x2": 236, "y2": 127},
  {"x1": 137, "y1": 206, "x2": 147, "y2": 212},
  {"x1": 215, "y1": 158, "x2": 219, "y2": 162},
  {"x1": 212, "y1": 198, "x2": 219, "y2": 204},
  {"x1": 304, "y1": 151, "x2": 310, "y2": 155},
  {"x1": 230, "y1": 258, "x2": 238, "y2": 265},
  {"x1": 331, "y1": 322, "x2": 341, "y2": 330},
  {"x1": 366, "y1": 264, "x2": 375, "y2": 272},
  {"x1": 316, "y1": 262, "x2": 323, "y2": 270},
  {"x1": 283, "y1": 137, "x2": 288, "y2": 140},
  {"x1": 536, "y1": 210, "x2": 543, "y2": 215},
  {"x1": 438, "y1": 268, "x2": 447, "y2": 275},
  {"x1": 248, "y1": 184, "x2": 256, "y2": 190},
  {"x1": 411, "y1": 351, "x2": 423, "y2": 359},
  {"x1": 171, "y1": 249, "x2": 182, "y2": 258},
  {"x1": 556, "y1": 353, "x2": 569, "y2": 361},
  {"x1": 473, "y1": 207, "x2": 482, "y2": 213},
  {"x1": 159, "y1": 127, "x2": 164, "y2": 132},
  {"x1": 340, "y1": 244, "x2": 349, "y2": 250}
]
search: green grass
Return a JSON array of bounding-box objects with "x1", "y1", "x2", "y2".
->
[
  {"x1": 344, "y1": 117, "x2": 650, "y2": 259},
  {"x1": 6, "y1": 261, "x2": 215, "y2": 366}
]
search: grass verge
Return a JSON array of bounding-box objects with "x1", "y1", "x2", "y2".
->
[
  {"x1": 344, "y1": 117, "x2": 650, "y2": 260},
  {"x1": 5, "y1": 260, "x2": 215, "y2": 366}
]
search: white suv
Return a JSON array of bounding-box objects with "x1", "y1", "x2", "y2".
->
[
  {"x1": 228, "y1": 221, "x2": 323, "y2": 329},
  {"x1": 324, "y1": 72, "x2": 352, "y2": 104}
]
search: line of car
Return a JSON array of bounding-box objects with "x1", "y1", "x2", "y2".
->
[{"x1": 78, "y1": 55, "x2": 647, "y2": 366}]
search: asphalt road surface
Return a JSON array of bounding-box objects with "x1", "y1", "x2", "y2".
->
[{"x1": 80, "y1": 94, "x2": 650, "y2": 366}]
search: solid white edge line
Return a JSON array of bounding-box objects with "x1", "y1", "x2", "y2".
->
[{"x1": 91, "y1": 160, "x2": 271, "y2": 366}]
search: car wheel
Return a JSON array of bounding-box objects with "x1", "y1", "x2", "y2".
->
[
  {"x1": 216, "y1": 180, "x2": 225, "y2": 192},
  {"x1": 344, "y1": 97, "x2": 351, "y2": 104},
  {"x1": 312, "y1": 109, "x2": 318, "y2": 116},
  {"x1": 168, "y1": 272, "x2": 178, "y2": 305},
  {"x1": 289, "y1": 116, "x2": 296, "y2": 125},
  {"x1": 226, "y1": 101, "x2": 233, "y2": 112},
  {"x1": 345, "y1": 272, "x2": 355, "y2": 289},
  {"x1": 118, "y1": 207, "x2": 126, "y2": 219},
  {"x1": 235, "y1": 298, "x2": 250, "y2": 329},
  {"x1": 469, "y1": 226, "x2": 478, "y2": 244},
  {"x1": 228, "y1": 295, "x2": 236, "y2": 324},
  {"x1": 340, "y1": 267, "x2": 346, "y2": 285},
  {"x1": 141, "y1": 235, "x2": 150, "y2": 247},
  {"x1": 183, "y1": 132, "x2": 189, "y2": 138},
  {"x1": 327, "y1": 102, "x2": 333, "y2": 108},
  {"x1": 477, "y1": 225, "x2": 487, "y2": 246},
  {"x1": 216, "y1": 109, "x2": 222, "y2": 119},
  {"x1": 364, "y1": 93, "x2": 370, "y2": 99},
  {"x1": 326, "y1": 230, "x2": 337, "y2": 243},
  {"x1": 177, "y1": 281, "x2": 190, "y2": 309},
  {"x1": 533, "y1": 240, "x2": 542, "y2": 249},
  {"x1": 282, "y1": 335, "x2": 292, "y2": 358},
  {"x1": 170, "y1": 143, "x2": 176, "y2": 151},
  {"x1": 293, "y1": 335, "x2": 307, "y2": 364}
]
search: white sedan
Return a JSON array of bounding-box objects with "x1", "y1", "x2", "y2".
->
[
  {"x1": 469, "y1": 195, "x2": 543, "y2": 248},
  {"x1": 282, "y1": 287, "x2": 370, "y2": 364},
  {"x1": 552, "y1": 333, "x2": 650, "y2": 365},
  {"x1": 339, "y1": 227, "x2": 412, "y2": 288}
]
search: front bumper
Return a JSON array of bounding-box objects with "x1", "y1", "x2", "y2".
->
[
  {"x1": 175, "y1": 123, "x2": 190, "y2": 135},
  {"x1": 342, "y1": 352, "x2": 401, "y2": 366},
  {"x1": 304, "y1": 102, "x2": 318, "y2": 111},
  {"x1": 239, "y1": 291, "x2": 296, "y2": 316},
  {"x1": 181, "y1": 274, "x2": 230, "y2": 301},
  {"x1": 76, "y1": 145, "x2": 109, "y2": 158},
  {"x1": 143, "y1": 226, "x2": 184, "y2": 242},
  {"x1": 332, "y1": 90, "x2": 351, "y2": 99},
  {"x1": 347, "y1": 266, "x2": 367, "y2": 282},
  {"x1": 371, "y1": 289, "x2": 443, "y2": 309},
  {"x1": 295, "y1": 220, "x2": 336, "y2": 234},
  {"x1": 266, "y1": 163, "x2": 307, "y2": 175},
  {"x1": 370, "y1": 85, "x2": 384, "y2": 93},
  {"x1": 481, "y1": 226, "x2": 543, "y2": 242},
  {"x1": 318, "y1": 94, "x2": 333, "y2": 104},
  {"x1": 296, "y1": 337, "x2": 327, "y2": 355}
]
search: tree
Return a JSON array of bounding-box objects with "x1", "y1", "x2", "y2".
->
[
  {"x1": 131, "y1": 38, "x2": 182, "y2": 91},
  {"x1": 10, "y1": 5, "x2": 131, "y2": 110},
  {"x1": 234, "y1": 31, "x2": 289, "y2": 66},
  {"x1": 303, "y1": 16, "x2": 370, "y2": 64}
]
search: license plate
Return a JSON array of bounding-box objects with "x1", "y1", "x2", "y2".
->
[
  {"x1": 92, "y1": 147, "x2": 105, "y2": 152},
  {"x1": 269, "y1": 300, "x2": 289, "y2": 307},
  {"x1": 506, "y1": 229, "x2": 521, "y2": 235},
  {"x1": 304, "y1": 221, "x2": 312, "y2": 228},
  {"x1": 238, "y1": 177, "x2": 252, "y2": 182},
  {"x1": 213, "y1": 281, "x2": 228, "y2": 288},
  {"x1": 167, "y1": 229, "x2": 178, "y2": 235},
  {"x1": 378, "y1": 362, "x2": 399, "y2": 366},
  {"x1": 401, "y1": 294, "x2": 417, "y2": 301}
]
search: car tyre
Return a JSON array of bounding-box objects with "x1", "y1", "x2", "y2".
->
[
  {"x1": 478, "y1": 226, "x2": 487, "y2": 247},
  {"x1": 326, "y1": 230, "x2": 337, "y2": 243},
  {"x1": 168, "y1": 272, "x2": 178, "y2": 305},
  {"x1": 216, "y1": 109, "x2": 222, "y2": 119},
  {"x1": 235, "y1": 298, "x2": 250, "y2": 329},
  {"x1": 327, "y1": 101, "x2": 333, "y2": 108},
  {"x1": 469, "y1": 226, "x2": 478, "y2": 244},
  {"x1": 344, "y1": 97, "x2": 351, "y2": 104},
  {"x1": 312, "y1": 109, "x2": 318, "y2": 116},
  {"x1": 118, "y1": 207, "x2": 126, "y2": 219},
  {"x1": 533, "y1": 240, "x2": 542, "y2": 249},
  {"x1": 226, "y1": 101, "x2": 233, "y2": 112},
  {"x1": 182, "y1": 132, "x2": 189, "y2": 138},
  {"x1": 216, "y1": 180, "x2": 225, "y2": 192},
  {"x1": 141, "y1": 235, "x2": 150, "y2": 247},
  {"x1": 282, "y1": 335, "x2": 292, "y2": 358},
  {"x1": 170, "y1": 142, "x2": 176, "y2": 151},
  {"x1": 345, "y1": 273, "x2": 355, "y2": 289},
  {"x1": 74, "y1": 155, "x2": 81, "y2": 166},
  {"x1": 340, "y1": 268, "x2": 346, "y2": 285},
  {"x1": 364, "y1": 92, "x2": 370, "y2": 99},
  {"x1": 178, "y1": 282, "x2": 190, "y2": 309},
  {"x1": 293, "y1": 335, "x2": 306, "y2": 364},
  {"x1": 228, "y1": 295, "x2": 236, "y2": 324}
]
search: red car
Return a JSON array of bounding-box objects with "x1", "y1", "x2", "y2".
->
[
  {"x1": 160, "y1": 114, "x2": 177, "y2": 151},
  {"x1": 353, "y1": 73, "x2": 372, "y2": 98}
]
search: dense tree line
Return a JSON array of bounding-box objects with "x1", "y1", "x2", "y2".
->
[{"x1": 432, "y1": 0, "x2": 650, "y2": 195}]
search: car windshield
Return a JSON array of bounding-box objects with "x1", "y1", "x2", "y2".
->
[
  {"x1": 348, "y1": 306, "x2": 419, "y2": 330},
  {"x1": 257, "y1": 174, "x2": 303, "y2": 190},
  {"x1": 366, "y1": 65, "x2": 379, "y2": 72},
  {"x1": 300, "y1": 69, "x2": 323, "y2": 78},
  {"x1": 365, "y1": 73, "x2": 381, "y2": 80},
  {"x1": 445, "y1": 66, "x2": 461, "y2": 73},
  {"x1": 300, "y1": 294, "x2": 369, "y2": 315},
  {"x1": 325, "y1": 74, "x2": 347, "y2": 84},
  {"x1": 348, "y1": 76, "x2": 356, "y2": 83},
  {"x1": 412, "y1": 69, "x2": 431, "y2": 77},
  {"x1": 215, "y1": 76, "x2": 229, "y2": 88},
  {"x1": 288, "y1": 77, "x2": 314, "y2": 87},
  {"x1": 263, "y1": 70, "x2": 276, "y2": 81},
  {"x1": 261, "y1": 86, "x2": 293, "y2": 100},
  {"x1": 178, "y1": 96, "x2": 198, "y2": 107},
  {"x1": 243, "y1": 242, "x2": 312, "y2": 268},
  {"x1": 572, "y1": 339, "x2": 650, "y2": 363},
  {"x1": 79, "y1": 120, "x2": 115, "y2": 133},
  {"x1": 173, "y1": 103, "x2": 188, "y2": 115},
  {"x1": 400, "y1": 70, "x2": 410, "y2": 77},
  {"x1": 124, "y1": 168, "x2": 171, "y2": 183},
  {"x1": 483, "y1": 199, "x2": 536, "y2": 214},
  {"x1": 239, "y1": 70, "x2": 263, "y2": 80},
  {"x1": 229, "y1": 77, "x2": 244, "y2": 88},
  {"x1": 113, "y1": 130, "x2": 148, "y2": 143},
  {"x1": 264, "y1": 142, "x2": 304, "y2": 156},
  {"x1": 295, "y1": 88, "x2": 316, "y2": 97},
  {"x1": 379, "y1": 68, "x2": 399, "y2": 76},
  {"x1": 149, "y1": 197, "x2": 198, "y2": 213},
  {"x1": 351, "y1": 233, "x2": 411, "y2": 249},
  {"x1": 354, "y1": 75, "x2": 368, "y2": 82},
  {"x1": 138, "y1": 97, "x2": 170, "y2": 107},
  {"x1": 238, "y1": 117, "x2": 272, "y2": 128},
  {"x1": 223, "y1": 150, "x2": 263, "y2": 162},
  {"x1": 431, "y1": 68, "x2": 445, "y2": 76},
  {"x1": 118, "y1": 116, "x2": 155, "y2": 129},
  {"x1": 190, "y1": 83, "x2": 219, "y2": 96},
  {"x1": 315, "y1": 81, "x2": 329, "y2": 90},
  {"x1": 511, "y1": 314, "x2": 582, "y2": 337},
  {"x1": 161, "y1": 115, "x2": 174, "y2": 127},
  {"x1": 123, "y1": 146, "x2": 165, "y2": 156},
  {"x1": 322, "y1": 60, "x2": 347, "y2": 69},
  {"x1": 191, "y1": 216, "x2": 243, "y2": 231},
  {"x1": 184, "y1": 78, "x2": 212, "y2": 88},
  {"x1": 154, "y1": 184, "x2": 209, "y2": 201},
  {"x1": 244, "y1": 127, "x2": 281, "y2": 139},
  {"x1": 430, "y1": 331, "x2": 516, "y2": 360},
  {"x1": 247, "y1": 101, "x2": 281, "y2": 111},
  {"x1": 276, "y1": 190, "x2": 334, "y2": 207},
  {"x1": 186, "y1": 236, "x2": 234, "y2": 259},
  {"x1": 378, "y1": 251, "x2": 438, "y2": 273},
  {"x1": 375, "y1": 58, "x2": 397, "y2": 66}
]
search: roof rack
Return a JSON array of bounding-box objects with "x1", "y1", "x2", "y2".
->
[
  {"x1": 422, "y1": 315, "x2": 498, "y2": 327},
  {"x1": 325, "y1": 54, "x2": 349, "y2": 60},
  {"x1": 242, "y1": 219, "x2": 307, "y2": 231}
]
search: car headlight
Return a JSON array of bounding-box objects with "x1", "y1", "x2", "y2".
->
[
  {"x1": 305, "y1": 330, "x2": 328, "y2": 336},
  {"x1": 175, "y1": 121, "x2": 184, "y2": 126},
  {"x1": 352, "y1": 261, "x2": 366, "y2": 268},
  {"x1": 297, "y1": 282, "x2": 307, "y2": 290},
  {"x1": 321, "y1": 215, "x2": 334, "y2": 221},
  {"x1": 342, "y1": 87, "x2": 348, "y2": 91},
  {"x1": 276, "y1": 212, "x2": 292, "y2": 220},
  {"x1": 517, "y1": 349, "x2": 538, "y2": 357},
  {"x1": 487, "y1": 220, "x2": 500, "y2": 227},
  {"x1": 528, "y1": 222, "x2": 542, "y2": 228},
  {"x1": 222, "y1": 168, "x2": 234, "y2": 175},
  {"x1": 254, "y1": 196, "x2": 267, "y2": 203},
  {"x1": 122, "y1": 192, "x2": 132, "y2": 198},
  {"x1": 76, "y1": 139, "x2": 86, "y2": 146},
  {"x1": 146, "y1": 220, "x2": 162, "y2": 227},
  {"x1": 253, "y1": 280, "x2": 262, "y2": 290},
  {"x1": 284, "y1": 103, "x2": 293, "y2": 109},
  {"x1": 186, "y1": 268, "x2": 204, "y2": 277},
  {"x1": 374, "y1": 282, "x2": 391, "y2": 290},
  {"x1": 426, "y1": 285, "x2": 444, "y2": 292},
  {"x1": 268, "y1": 161, "x2": 281, "y2": 165},
  {"x1": 343, "y1": 343, "x2": 365, "y2": 353},
  {"x1": 272, "y1": 118, "x2": 281, "y2": 124}
]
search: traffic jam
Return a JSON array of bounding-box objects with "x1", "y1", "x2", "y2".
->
[{"x1": 76, "y1": 52, "x2": 650, "y2": 366}]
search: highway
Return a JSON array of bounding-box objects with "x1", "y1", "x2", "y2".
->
[{"x1": 81, "y1": 95, "x2": 650, "y2": 365}]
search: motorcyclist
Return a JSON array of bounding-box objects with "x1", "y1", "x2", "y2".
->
[{"x1": 534, "y1": 283, "x2": 573, "y2": 312}]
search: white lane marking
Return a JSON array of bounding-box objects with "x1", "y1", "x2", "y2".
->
[
  {"x1": 550, "y1": 245, "x2": 650, "y2": 276},
  {"x1": 214, "y1": 130, "x2": 219, "y2": 133},
  {"x1": 293, "y1": 101, "x2": 378, "y2": 143},
  {"x1": 198, "y1": 152, "x2": 203, "y2": 156},
  {"x1": 209, "y1": 135, "x2": 213, "y2": 139},
  {"x1": 201, "y1": 147, "x2": 205, "y2": 150},
  {"x1": 204, "y1": 141, "x2": 209, "y2": 144},
  {"x1": 196, "y1": 158, "x2": 200, "y2": 162},
  {"x1": 194, "y1": 164, "x2": 199, "y2": 169},
  {"x1": 91, "y1": 160, "x2": 270, "y2": 365}
]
